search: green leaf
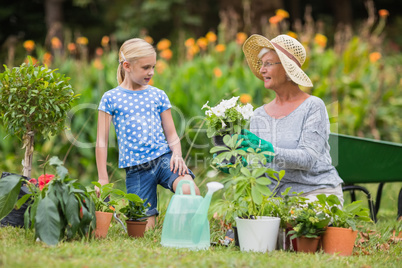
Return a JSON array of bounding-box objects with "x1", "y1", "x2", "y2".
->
[
  {"x1": 240, "y1": 167, "x2": 251, "y2": 177},
  {"x1": 255, "y1": 184, "x2": 272, "y2": 196},
  {"x1": 210, "y1": 146, "x2": 228, "y2": 153},
  {"x1": 251, "y1": 185, "x2": 262, "y2": 205},
  {"x1": 65, "y1": 193, "x2": 80, "y2": 238},
  {"x1": 251, "y1": 167, "x2": 267, "y2": 178},
  {"x1": 35, "y1": 196, "x2": 61, "y2": 245},
  {"x1": 15, "y1": 193, "x2": 32, "y2": 209},
  {"x1": 255, "y1": 176, "x2": 272, "y2": 185},
  {"x1": 0, "y1": 175, "x2": 23, "y2": 220}
]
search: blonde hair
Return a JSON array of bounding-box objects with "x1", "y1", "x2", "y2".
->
[{"x1": 117, "y1": 38, "x2": 156, "y2": 84}]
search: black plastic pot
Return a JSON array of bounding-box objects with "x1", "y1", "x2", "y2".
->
[{"x1": 0, "y1": 172, "x2": 31, "y2": 228}]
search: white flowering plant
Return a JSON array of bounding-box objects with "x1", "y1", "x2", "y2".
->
[{"x1": 202, "y1": 96, "x2": 254, "y2": 138}]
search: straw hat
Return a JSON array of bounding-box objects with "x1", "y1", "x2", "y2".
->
[{"x1": 242, "y1": 34, "x2": 313, "y2": 87}]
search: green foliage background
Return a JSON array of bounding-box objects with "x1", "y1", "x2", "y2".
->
[{"x1": 0, "y1": 18, "x2": 401, "y2": 190}]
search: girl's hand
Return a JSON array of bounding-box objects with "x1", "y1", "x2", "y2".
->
[{"x1": 170, "y1": 153, "x2": 189, "y2": 176}]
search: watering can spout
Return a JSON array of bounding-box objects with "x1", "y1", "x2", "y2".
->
[{"x1": 191, "y1": 182, "x2": 223, "y2": 244}]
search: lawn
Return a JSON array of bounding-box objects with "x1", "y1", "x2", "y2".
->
[{"x1": 1, "y1": 182, "x2": 401, "y2": 268}]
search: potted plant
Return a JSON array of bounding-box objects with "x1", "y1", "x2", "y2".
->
[
  {"x1": 0, "y1": 57, "x2": 78, "y2": 226},
  {"x1": 87, "y1": 182, "x2": 125, "y2": 238},
  {"x1": 286, "y1": 201, "x2": 331, "y2": 253},
  {"x1": 316, "y1": 194, "x2": 372, "y2": 256},
  {"x1": 119, "y1": 193, "x2": 151, "y2": 238},
  {"x1": 0, "y1": 156, "x2": 96, "y2": 245},
  {"x1": 210, "y1": 134, "x2": 284, "y2": 252},
  {"x1": 271, "y1": 188, "x2": 309, "y2": 251},
  {"x1": 0, "y1": 57, "x2": 78, "y2": 178}
]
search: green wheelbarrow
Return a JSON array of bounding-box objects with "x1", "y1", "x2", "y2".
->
[{"x1": 329, "y1": 133, "x2": 402, "y2": 222}]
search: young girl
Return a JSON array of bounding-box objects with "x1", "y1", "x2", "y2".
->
[{"x1": 96, "y1": 38, "x2": 199, "y2": 229}]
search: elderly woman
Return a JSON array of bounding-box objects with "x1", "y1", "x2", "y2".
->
[{"x1": 240, "y1": 34, "x2": 344, "y2": 204}]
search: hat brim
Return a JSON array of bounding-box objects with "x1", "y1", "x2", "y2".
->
[{"x1": 242, "y1": 34, "x2": 313, "y2": 88}]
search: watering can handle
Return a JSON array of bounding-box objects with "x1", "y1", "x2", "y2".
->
[{"x1": 175, "y1": 180, "x2": 196, "y2": 196}]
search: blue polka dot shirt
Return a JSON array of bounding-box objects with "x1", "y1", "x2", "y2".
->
[{"x1": 98, "y1": 85, "x2": 172, "y2": 168}]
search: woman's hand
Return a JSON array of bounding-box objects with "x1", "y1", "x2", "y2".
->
[{"x1": 170, "y1": 153, "x2": 189, "y2": 176}]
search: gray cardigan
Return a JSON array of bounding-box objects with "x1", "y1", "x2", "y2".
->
[{"x1": 250, "y1": 96, "x2": 343, "y2": 195}]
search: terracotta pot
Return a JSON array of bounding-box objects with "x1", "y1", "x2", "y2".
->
[
  {"x1": 94, "y1": 211, "x2": 113, "y2": 238},
  {"x1": 296, "y1": 236, "x2": 320, "y2": 253},
  {"x1": 285, "y1": 223, "x2": 298, "y2": 251},
  {"x1": 322, "y1": 227, "x2": 358, "y2": 256},
  {"x1": 126, "y1": 220, "x2": 148, "y2": 238}
]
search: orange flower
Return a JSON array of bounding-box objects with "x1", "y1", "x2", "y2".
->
[
  {"x1": 185, "y1": 38, "x2": 195, "y2": 47},
  {"x1": 109, "y1": 206, "x2": 115, "y2": 211},
  {"x1": 378, "y1": 9, "x2": 389, "y2": 18},
  {"x1": 25, "y1": 57, "x2": 38, "y2": 65},
  {"x1": 239, "y1": 93, "x2": 252, "y2": 104},
  {"x1": 197, "y1": 37, "x2": 208, "y2": 50},
  {"x1": 101, "y1": 36, "x2": 109, "y2": 47},
  {"x1": 213, "y1": 67, "x2": 222, "y2": 78},
  {"x1": 236, "y1": 32, "x2": 248, "y2": 45},
  {"x1": 286, "y1": 31, "x2": 298, "y2": 39},
  {"x1": 215, "y1": 44, "x2": 226, "y2": 52},
  {"x1": 23, "y1": 40, "x2": 35, "y2": 52},
  {"x1": 206, "y1": 31, "x2": 217, "y2": 43},
  {"x1": 275, "y1": 9, "x2": 289, "y2": 19},
  {"x1": 43, "y1": 52, "x2": 52, "y2": 66},
  {"x1": 93, "y1": 58, "x2": 104, "y2": 70},
  {"x1": 160, "y1": 48, "x2": 173, "y2": 60},
  {"x1": 156, "y1": 60, "x2": 168, "y2": 74},
  {"x1": 95, "y1": 47, "x2": 103, "y2": 57},
  {"x1": 269, "y1": 15, "x2": 283, "y2": 25},
  {"x1": 157, "y1": 38, "x2": 171, "y2": 51},
  {"x1": 67, "y1": 43, "x2": 76, "y2": 53},
  {"x1": 187, "y1": 44, "x2": 200, "y2": 59},
  {"x1": 144, "y1": 36, "x2": 154, "y2": 44},
  {"x1": 369, "y1": 52, "x2": 381, "y2": 63},
  {"x1": 76, "y1": 37, "x2": 89, "y2": 45},
  {"x1": 314, "y1": 34, "x2": 327, "y2": 48},
  {"x1": 51, "y1": 37, "x2": 62, "y2": 49}
]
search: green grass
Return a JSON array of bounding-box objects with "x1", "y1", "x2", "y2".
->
[
  {"x1": 1, "y1": 214, "x2": 401, "y2": 268},
  {"x1": 1, "y1": 180, "x2": 401, "y2": 268}
]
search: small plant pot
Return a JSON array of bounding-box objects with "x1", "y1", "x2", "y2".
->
[
  {"x1": 94, "y1": 211, "x2": 113, "y2": 238},
  {"x1": 296, "y1": 236, "x2": 320, "y2": 253},
  {"x1": 322, "y1": 227, "x2": 358, "y2": 256},
  {"x1": 126, "y1": 220, "x2": 148, "y2": 238}
]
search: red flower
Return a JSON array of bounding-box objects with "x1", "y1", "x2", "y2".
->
[
  {"x1": 29, "y1": 178, "x2": 38, "y2": 185},
  {"x1": 38, "y1": 174, "x2": 55, "y2": 190}
]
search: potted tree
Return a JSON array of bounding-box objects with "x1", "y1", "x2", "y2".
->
[
  {"x1": 210, "y1": 134, "x2": 284, "y2": 252},
  {"x1": 0, "y1": 156, "x2": 96, "y2": 245},
  {"x1": 87, "y1": 182, "x2": 124, "y2": 238},
  {"x1": 317, "y1": 194, "x2": 372, "y2": 256},
  {"x1": 119, "y1": 193, "x2": 150, "y2": 238},
  {"x1": 0, "y1": 57, "x2": 78, "y2": 226},
  {"x1": 0, "y1": 57, "x2": 78, "y2": 178},
  {"x1": 286, "y1": 201, "x2": 331, "y2": 253}
]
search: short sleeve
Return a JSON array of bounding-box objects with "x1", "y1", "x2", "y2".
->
[
  {"x1": 157, "y1": 90, "x2": 172, "y2": 114},
  {"x1": 98, "y1": 93, "x2": 113, "y2": 115}
]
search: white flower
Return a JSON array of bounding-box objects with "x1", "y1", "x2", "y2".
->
[
  {"x1": 241, "y1": 103, "x2": 254, "y2": 120},
  {"x1": 223, "y1": 96, "x2": 240, "y2": 109},
  {"x1": 201, "y1": 101, "x2": 210, "y2": 110},
  {"x1": 211, "y1": 104, "x2": 225, "y2": 117},
  {"x1": 205, "y1": 110, "x2": 212, "y2": 117}
]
